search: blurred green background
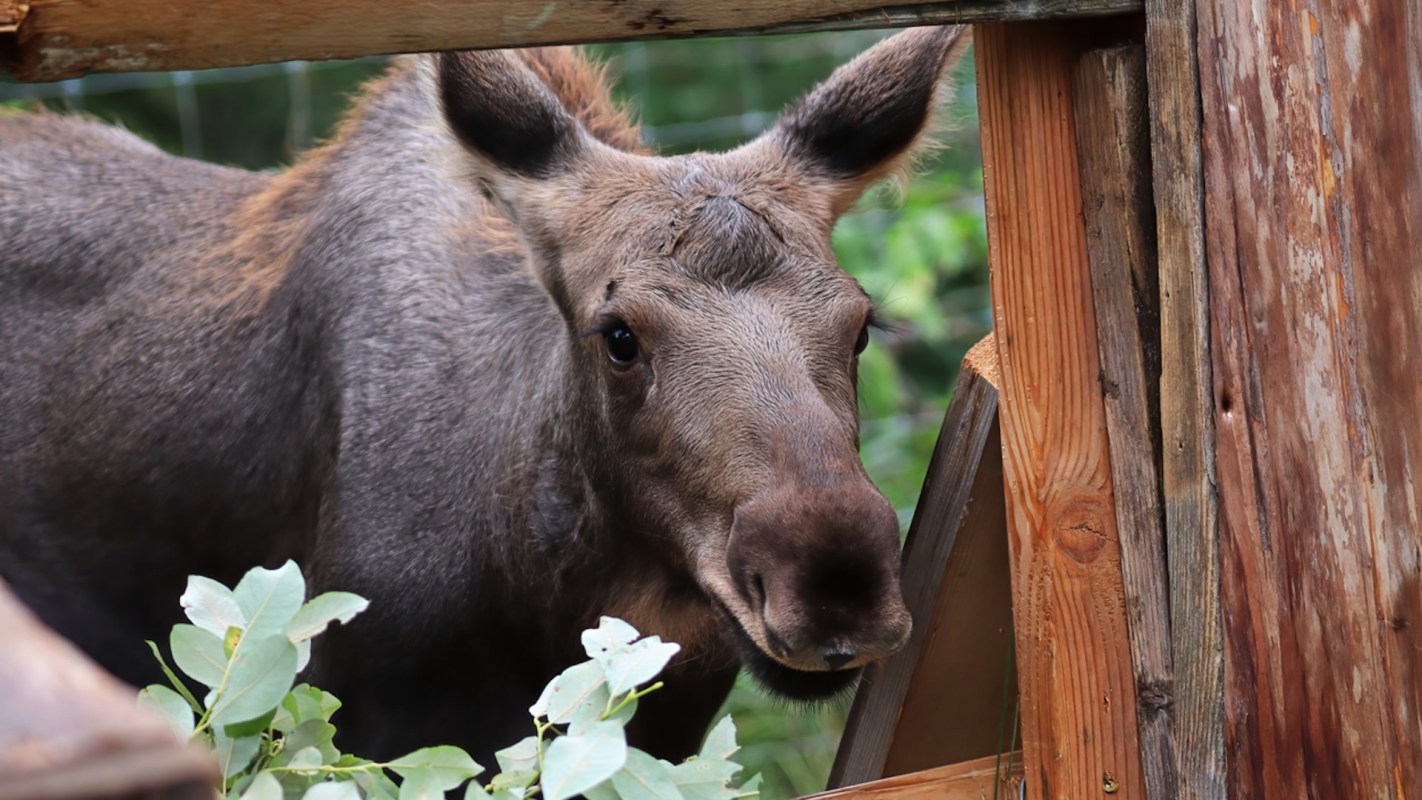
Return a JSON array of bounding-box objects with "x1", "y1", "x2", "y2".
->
[{"x1": 2, "y1": 33, "x2": 990, "y2": 799}]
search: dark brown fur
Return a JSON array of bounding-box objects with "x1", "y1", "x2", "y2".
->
[{"x1": 0, "y1": 29, "x2": 970, "y2": 764}]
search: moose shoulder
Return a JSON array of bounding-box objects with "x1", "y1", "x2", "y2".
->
[{"x1": 0, "y1": 28, "x2": 970, "y2": 763}]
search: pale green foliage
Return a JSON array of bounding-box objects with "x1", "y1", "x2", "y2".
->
[{"x1": 142, "y1": 563, "x2": 757, "y2": 799}]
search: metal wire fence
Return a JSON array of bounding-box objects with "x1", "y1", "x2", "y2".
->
[{"x1": 1, "y1": 32, "x2": 900, "y2": 161}]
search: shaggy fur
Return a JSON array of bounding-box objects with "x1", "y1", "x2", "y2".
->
[{"x1": 0, "y1": 28, "x2": 970, "y2": 764}]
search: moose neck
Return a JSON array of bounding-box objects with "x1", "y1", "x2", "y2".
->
[{"x1": 281, "y1": 59, "x2": 716, "y2": 657}]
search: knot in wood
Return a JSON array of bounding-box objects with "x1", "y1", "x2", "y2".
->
[{"x1": 1051, "y1": 499, "x2": 1112, "y2": 564}]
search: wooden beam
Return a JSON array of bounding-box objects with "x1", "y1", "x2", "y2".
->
[
  {"x1": 0, "y1": 0, "x2": 1141, "y2": 82},
  {"x1": 1073, "y1": 45, "x2": 1177, "y2": 800},
  {"x1": 975, "y1": 19, "x2": 1145, "y2": 799},
  {"x1": 808, "y1": 752, "x2": 1022, "y2": 800},
  {"x1": 1141, "y1": 0, "x2": 1224, "y2": 796},
  {"x1": 830, "y1": 337, "x2": 1015, "y2": 786},
  {"x1": 1197, "y1": 0, "x2": 1422, "y2": 795},
  {"x1": 0, "y1": 580, "x2": 216, "y2": 800}
]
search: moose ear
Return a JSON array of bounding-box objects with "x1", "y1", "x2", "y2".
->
[
  {"x1": 768, "y1": 26, "x2": 970, "y2": 213},
  {"x1": 438, "y1": 50, "x2": 586, "y2": 183}
]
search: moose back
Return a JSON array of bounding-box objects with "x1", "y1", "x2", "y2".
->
[{"x1": 0, "y1": 27, "x2": 969, "y2": 762}]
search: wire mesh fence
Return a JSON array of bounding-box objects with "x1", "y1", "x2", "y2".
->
[{"x1": 1, "y1": 32, "x2": 919, "y2": 161}]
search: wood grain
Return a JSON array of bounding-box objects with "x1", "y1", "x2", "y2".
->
[
  {"x1": 975, "y1": 20, "x2": 1144, "y2": 800},
  {"x1": 1141, "y1": 1, "x2": 1224, "y2": 796},
  {"x1": 830, "y1": 337, "x2": 1014, "y2": 787},
  {"x1": 1073, "y1": 45, "x2": 1177, "y2": 800},
  {"x1": 809, "y1": 752, "x2": 1022, "y2": 800},
  {"x1": 0, "y1": 580, "x2": 215, "y2": 800},
  {"x1": 2, "y1": 0, "x2": 1139, "y2": 81},
  {"x1": 1197, "y1": 0, "x2": 1422, "y2": 796}
]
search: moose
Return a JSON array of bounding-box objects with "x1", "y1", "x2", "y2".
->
[{"x1": 0, "y1": 27, "x2": 970, "y2": 764}]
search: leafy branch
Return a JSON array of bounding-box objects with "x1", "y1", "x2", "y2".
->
[{"x1": 139, "y1": 562, "x2": 759, "y2": 800}]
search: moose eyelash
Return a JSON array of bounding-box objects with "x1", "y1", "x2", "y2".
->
[{"x1": 581, "y1": 314, "x2": 629, "y2": 339}]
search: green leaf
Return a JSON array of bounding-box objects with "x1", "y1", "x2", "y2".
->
[
  {"x1": 233, "y1": 560, "x2": 306, "y2": 640},
  {"x1": 389, "y1": 745, "x2": 484, "y2": 787},
  {"x1": 397, "y1": 770, "x2": 446, "y2": 800},
  {"x1": 222, "y1": 706, "x2": 277, "y2": 738},
  {"x1": 603, "y1": 637, "x2": 681, "y2": 697},
  {"x1": 698, "y1": 716, "x2": 738, "y2": 761},
  {"x1": 303, "y1": 782, "x2": 362, "y2": 800},
  {"x1": 181, "y1": 576, "x2": 247, "y2": 637},
  {"x1": 583, "y1": 784, "x2": 620, "y2": 800},
  {"x1": 350, "y1": 764, "x2": 400, "y2": 800},
  {"x1": 579, "y1": 617, "x2": 680, "y2": 696},
  {"x1": 530, "y1": 660, "x2": 608, "y2": 725},
  {"x1": 213, "y1": 729, "x2": 262, "y2": 779},
  {"x1": 286, "y1": 746, "x2": 325, "y2": 773},
  {"x1": 209, "y1": 635, "x2": 299, "y2": 728},
  {"x1": 238, "y1": 772, "x2": 283, "y2": 800},
  {"x1": 609, "y1": 749, "x2": 682, "y2": 800},
  {"x1": 296, "y1": 640, "x2": 312, "y2": 673},
  {"x1": 171, "y1": 624, "x2": 229, "y2": 688},
  {"x1": 540, "y1": 721, "x2": 628, "y2": 800},
  {"x1": 494, "y1": 736, "x2": 540, "y2": 776},
  {"x1": 144, "y1": 640, "x2": 204, "y2": 712},
  {"x1": 580, "y1": 617, "x2": 640, "y2": 656},
  {"x1": 275, "y1": 684, "x2": 342, "y2": 733},
  {"x1": 667, "y1": 757, "x2": 740, "y2": 800},
  {"x1": 737, "y1": 774, "x2": 762, "y2": 798},
  {"x1": 286, "y1": 592, "x2": 369, "y2": 642},
  {"x1": 278, "y1": 719, "x2": 340, "y2": 765},
  {"x1": 138, "y1": 684, "x2": 195, "y2": 740}
]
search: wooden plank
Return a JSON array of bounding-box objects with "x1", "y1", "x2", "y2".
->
[
  {"x1": 974, "y1": 20, "x2": 1145, "y2": 799},
  {"x1": 1072, "y1": 45, "x2": 1177, "y2": 800},
  {"x1": 830, "y1": 336, "x2": 1015, "y2": 787},
  {"x1": 808, "y1": 752, "x2": 1022, "y2": 800},
  {"x1": 0, "y1": 0, "x2": 1141, "y2": 81},
  {"x1": 1196, "y1": 0, "x2": 1422, "y2": 796},
  {"x1": 1141, "y1": 0, "x2": 1224, "y2": 796},
  {"x1": 0, "y1": 580, "x2": 216, "y2": 800}
]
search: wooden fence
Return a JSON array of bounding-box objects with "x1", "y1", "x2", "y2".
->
[{"x1": 3, "y1": 1, "x2": 1419, "y2": 798}]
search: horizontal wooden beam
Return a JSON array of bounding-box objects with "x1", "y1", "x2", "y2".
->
[
  {"x1": 807, "y1": 752, "x2": 1022, "y2": 800},
  {"x1": 2, "y1": 0, "x2": 1139, "y2": 82}
]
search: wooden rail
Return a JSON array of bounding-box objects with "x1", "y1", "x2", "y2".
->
[{"x1": 0, "y1": 0, "x2": 1141, "y2": 81}]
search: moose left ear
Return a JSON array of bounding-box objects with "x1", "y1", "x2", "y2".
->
[{"x1": 766, "y1": 26, "x2": 971, "y2": 214}]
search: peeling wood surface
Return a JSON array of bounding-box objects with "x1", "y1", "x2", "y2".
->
[
  {"x1": 1197, "y1": 0, "x2": 1422, "y2": 796},
  {"x1": 1141, "y1": 0, "x2": 1224, "y2": 797},
  {"x1": 831, "y1": 336, "x2": 1014, "y2": 787},
  {"x1": 1074, "y1": 44, "x2": 1177, "y2": 800},
  {"x1": 975, "y1": 20, "x2": 1144, "y2": 800},
  {"x1": 0, "y1": 2, "x2": 26, "y2": 35},
  {"x1": 807, "y1": 752, "x2": 1021, "y2": 800},
  {"x1": 3, "y1": 0, "x2": 1139, "y2": 81}
]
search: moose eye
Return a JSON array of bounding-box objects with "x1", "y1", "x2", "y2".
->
[
  {"x1": 605, "y1": 324, "x2": 639, "y2": 365},
  {"x1": 854, "y1": 325, "x2": 870, "y2": 356}
]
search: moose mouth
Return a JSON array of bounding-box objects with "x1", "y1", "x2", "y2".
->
[{"x1": 709, "y1": 596, "x2": 863, "y2": 702}]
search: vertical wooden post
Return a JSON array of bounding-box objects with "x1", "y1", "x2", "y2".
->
[
  {"x1": 975, "y1": 21, "x2": 1145, "y2": 799},
  {"x1": 1073, "y1": 45, "x2": 1178, "y2": 800},
  {"x1": 1142, "y1": 0, "x2": 1225, "y2": 796},
  {"x1": 1197, "y1": 0, "x2": 1422, "y2": 796}
]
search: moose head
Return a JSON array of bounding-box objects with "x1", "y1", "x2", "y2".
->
[{"x1": 435, "y1": 27, "x2": 970, "y2": 699}]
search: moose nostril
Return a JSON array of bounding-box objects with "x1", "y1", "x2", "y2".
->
[{"x1": 822, "y1": 649, "x2": 857, "y2": 671}]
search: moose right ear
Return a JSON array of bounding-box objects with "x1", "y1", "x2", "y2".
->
[{"x1": 438, "y1": 50, "x2": 586, "y2": 182}]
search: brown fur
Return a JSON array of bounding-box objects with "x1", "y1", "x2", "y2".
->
[{"x1": 0, "y1": 29, "x2": 971, "y2": 764}]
